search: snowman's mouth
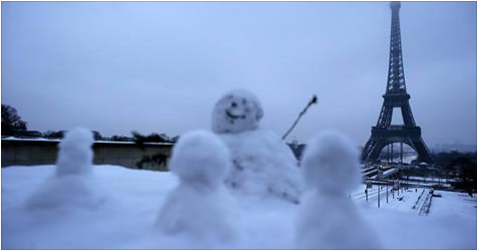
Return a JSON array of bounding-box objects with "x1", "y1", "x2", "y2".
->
[{"x1": 226, "y1": 110, "x2": 246, "y2": 120}]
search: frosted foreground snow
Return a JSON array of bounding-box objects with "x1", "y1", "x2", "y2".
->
[{"x1": 2, "y1": 165, "x2": 476, "y2": 249}]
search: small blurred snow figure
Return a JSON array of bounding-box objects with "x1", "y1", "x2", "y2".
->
[
  {"x1": 301, "y1": 130, "x2": 361, "y2": 193},
  {"x1": 56, "y1": 127, "x2": 94, "y2": 177},
  {"x1": 296, "y1": 130, "x2": 381, "y2": 249},
  {"x1": 156, "y1": 130, "x2": 236, "y2": 243},
  {"x1": 27, "y1": 128, "x2": 105, "y2": 210},
  {"x1": 212, "y1": 89, "x2": 302, "y2": 204}
]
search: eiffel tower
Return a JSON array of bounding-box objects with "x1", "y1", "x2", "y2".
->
[{"x1": 362, "y1": 1, "x2": 433, "y2": 164}]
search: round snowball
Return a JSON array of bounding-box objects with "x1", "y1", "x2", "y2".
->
[
  {"x1": 169, "y1": 130, "x2": 230, "y2": 187},
  {"x1": 56, "y1": 128, "x2": 94, "y2": 177},
  {"x1": 301, "y1": 130, "x2": 361, "y2": 194},
  {"x1": 212, "y1": 89, "x2": 264, "y2": 134}
]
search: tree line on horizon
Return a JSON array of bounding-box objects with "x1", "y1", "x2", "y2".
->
[{"x1": 1, "y1": 103, "x2": 178, "y2": 143}]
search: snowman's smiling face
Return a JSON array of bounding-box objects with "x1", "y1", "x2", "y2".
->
[
  {"x1": 212, "y1": 90, "x2": 264, "y2": 134},
  {"x1": 225, "y1": 97, "x2": 248, "y2": 120}
]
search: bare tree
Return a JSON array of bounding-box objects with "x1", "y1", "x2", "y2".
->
[{"x1": 2, "y1": 104, "x2": 27, "y2": 136}]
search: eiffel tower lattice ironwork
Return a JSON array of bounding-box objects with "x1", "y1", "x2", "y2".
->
[{"x1": 362, "y1": 1, "x2": 433, "y2": 164}]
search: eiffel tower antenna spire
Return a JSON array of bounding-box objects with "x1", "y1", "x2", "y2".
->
[{"x1": 362, "y1": 1, "x2": 433, "y2": 164}]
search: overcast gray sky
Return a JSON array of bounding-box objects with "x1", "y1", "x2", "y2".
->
[{"x1": 1, "y1": 1, "x2": 476, "y2": 147}]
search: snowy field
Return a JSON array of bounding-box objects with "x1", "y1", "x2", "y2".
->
[{"x1": 2, "y1": 164, "x2": 476, "y2": 249}]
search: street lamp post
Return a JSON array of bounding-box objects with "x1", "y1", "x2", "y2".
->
[
  {"x1": 378, "y1": 166, "x2": 381, "y2": 208},
  {"x1": 392, "y1": 180, "x2": 395, "y2": 199},
  {"x1": 386, "y1": 182, "x2": 389, "y2": 203}
]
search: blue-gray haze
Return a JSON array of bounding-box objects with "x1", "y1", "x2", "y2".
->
[{"x1": 1, "y1": 1, "x2": 476, "y2": 147}]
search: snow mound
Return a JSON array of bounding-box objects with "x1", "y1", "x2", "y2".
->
[
  {"x1": 212, "y1": 89, "x2": 264, "y2": 134},
  {"x1": 156, "y1": 130, "x2": 237, "y2": 243},
  {"x1": 296, "y1": 130, "x2": 381, "y2": 249},
  {"x1": 26, "y1": 175, "x2": 105, "y2": 210},
  {"x1": 26, "y1": 128, "x2": 105, "y2": 210}
]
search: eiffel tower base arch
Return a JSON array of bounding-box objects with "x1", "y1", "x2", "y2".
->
[{"x1": 362, "y1": 126, "x2": 433, "y2": 164}]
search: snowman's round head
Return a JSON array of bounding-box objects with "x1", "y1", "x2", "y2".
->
[
  {"x1": 301, "y1": 130, "x2": 361, "y2": 194},
  {"x1": 170, "y1": 130, "x2": 230, "y2": 188},
  {"x1": 57, "y1": 127, "x2": 94, "y2": 177},
  {"x1": 212, "y1": 89, "x2": 264, "y2": 134}
]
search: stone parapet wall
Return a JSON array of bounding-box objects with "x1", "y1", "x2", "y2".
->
[{"x1": 1, "y1": 139, "x2": 173, "y2": 171}]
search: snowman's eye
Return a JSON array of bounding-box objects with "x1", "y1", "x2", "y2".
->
[{"x1": 231, "y1": 102, "x2": 237, "y2": 108}]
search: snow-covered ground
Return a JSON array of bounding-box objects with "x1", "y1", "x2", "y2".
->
[{"x1": 2, "y1": 164, "x2": 476, "y2": 249}]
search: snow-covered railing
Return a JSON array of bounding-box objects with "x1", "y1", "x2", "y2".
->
[
  {"x1": 418, "y1": 191, "x2": 433, "y2": 216},
  {"x1": 381, "y1": 168, "x2": 399, "y2": 178},
  {"x1": 362, "y1": 167, "x2": 378, "y2": 178},
  {"x1": 412, "y1": 189, "x2": 426, "y2": 210},
  {"x1": 363, "y1": 166, "x2": 398, "y2": 180}
]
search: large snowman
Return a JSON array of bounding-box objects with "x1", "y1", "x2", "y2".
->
[{"x1": 212, "y1": 89, "x2": 302, "y2": 204}]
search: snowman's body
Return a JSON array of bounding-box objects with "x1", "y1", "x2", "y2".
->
[{"x1": 212, "y1": 90, "x2": 302, "y2": 203}]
